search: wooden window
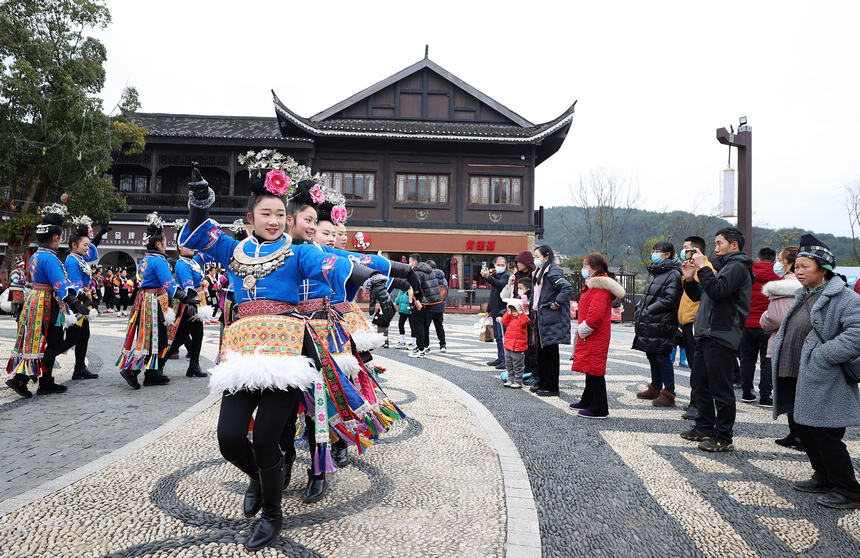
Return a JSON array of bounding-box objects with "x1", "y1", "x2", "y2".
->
[
  {"x1": 322, "y1": 171, "x2": 376, "y2": 201},
  {"x1": 119, "y1": 174, "x2": 149, "y2": 194},
  {"x1": 469, "y1": 175, "x2": 522, "y2": 206},
  {"x1": 395, "y1": 173, "x2": 449, "y2": 204}
]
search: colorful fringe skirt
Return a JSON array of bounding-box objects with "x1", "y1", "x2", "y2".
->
[
  {"x1": 6, "y1": 284, "x2": 55, "y2": 377},
  {"x1": 115, "y1": 288, "x2": 175, "y2": 371}
]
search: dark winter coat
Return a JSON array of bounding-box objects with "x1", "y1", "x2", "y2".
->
[
  {"x1": 533, "y1": 264, "x2": 572, "y2": 346},
  {"x1": 573, "y1": 275, "x2": 627, "y2": 376},
  {"x1": 771, "y1": 277, "x2": 860, "y2": 427},
  {"x1": 684, "y1": 251, "x2": 754, "y2": 351},
  {"x1": 633, "y1": 258, "x2": 683, "y2": 354},
  {"x1": 429, "y1": 268, "x2": 448, "y2": 313},
  {"x1": 486, "y1": 269, "x2": 511, "y2": 317},
  {"x1": 412, "y1": 262, "x2": 442, "y2": 305}
]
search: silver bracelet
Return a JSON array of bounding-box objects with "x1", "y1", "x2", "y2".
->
[{"x1": 188, "y1": 188, "x2": 215, "y2": 209}]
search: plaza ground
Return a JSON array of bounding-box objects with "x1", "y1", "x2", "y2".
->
[{"x1": 0, "y1": 314, "x2": 858, "y2": 557}]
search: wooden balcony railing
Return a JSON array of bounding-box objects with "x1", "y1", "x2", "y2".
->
[{"x1": 122, "y1": 192, "x2": 248, "y2": 213}]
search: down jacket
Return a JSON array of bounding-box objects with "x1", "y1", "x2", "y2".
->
[
  {"x1": 532, "y1": 264, "x2": 572, "y2": 346},
  {"x1": 572, "y1": 275, "x2": 627, "y2": 376},
  {"x1": 745, "y1": 262, "x2": 780, "y2": 328},
  {"x1": 632, "y1": 259, "x2": 683, "y2": 354},
  {"x1": 771, "y1": 277, "x2": 860, "y2": 427},
  {"x1": 759, "y1": 276, "x2": 802, "y2": 357},
  {"x1": 501, "y1": 311, "x2": 530, "y2": 352},
  {"x1": 412, "y1": 262, "x2": 442, "y2": 305}
]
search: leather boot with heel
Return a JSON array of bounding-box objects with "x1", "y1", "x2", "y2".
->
[
  {"x1": 245, "y1": 458, "x2": 284, "y2": 552},
  {"x1": 302, "y1": 468, "x2": 327, "y2": 504},
  {"x1": 229, "y1": 451, "x2": 262, "y2": 518},
  {"x1": 186, "y1": 360, "x2": 207, "y2": 377}
]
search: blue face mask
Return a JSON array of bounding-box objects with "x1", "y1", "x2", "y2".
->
[
  {"x1": 495, "y1": 266, "x2": 506, "y2": 274},
  {"x1": 534, "y1": 258, "x2": 543, "y2": 268},
  {"x1": 581, "y1": 268, "x2": 590, "y2": 279},
  {"x1": 773, "y1": 262, "x2": 786, "y2": 277},
  {"x1": 650, "y1": 252, "x2": 663, "y2": 264}
]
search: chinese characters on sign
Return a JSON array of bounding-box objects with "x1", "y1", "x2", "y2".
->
[{"x1": 465, "y1": 240, "x2": 496, "y2": 251}]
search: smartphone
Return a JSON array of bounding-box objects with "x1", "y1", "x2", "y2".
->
[
  {"x1": 481, "y1": 261, "x2": 488, "y2": 272},
  {"x1": 681, "y1": 249, "x2": 695, "y2": 261}
]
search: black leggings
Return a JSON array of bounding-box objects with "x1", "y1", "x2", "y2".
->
[
  {"x1": 398, "y1": 313, "x2": 410, "y2": 335},
  {"x1": 66, "y1": 320, "x2": 91, "y2": 368},
  {"x1": 170, "y1": 312, "x2": 204, "y2": 360},
  {"x1": 217, "y1": 388, "x2": 300, "y2": 470}
]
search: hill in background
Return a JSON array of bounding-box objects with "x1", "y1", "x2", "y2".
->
[{"x1": 541, "y1": 206, "x2": 858, "y2": 272}]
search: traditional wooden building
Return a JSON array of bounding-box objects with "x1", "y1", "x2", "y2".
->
[{"x1": 103, "y1": 56, "x2": 575, "y2": 287}]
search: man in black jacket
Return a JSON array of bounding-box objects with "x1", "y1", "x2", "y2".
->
[
  {"x1": 483, "y1": 256, "x2": 511, "y2": 369},
  {"x1": 408, "y1": 253, "x2": 442, "y2": 357},
  {"x1": 680, "y1": 227, "x2": 754, "y2": 453}
]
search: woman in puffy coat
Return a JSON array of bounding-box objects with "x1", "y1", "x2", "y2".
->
[
  {"x1": 633, "y1": 241, "x2": 683, "y2": 407},
  {"x1": 759, "y1": 246, "x2": 801, "y2": 447},
  {"x1": 529, "y1": 245, "x2": 572, "y2": 397},
  {"x1": 771, "y1": 235, "x2": 860, "y2": 510},
  {"x1": 570, "y1": 253, "x2": 627, "y2": 418}
]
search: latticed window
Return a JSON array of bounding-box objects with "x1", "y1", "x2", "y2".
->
[
  {"x1": 395, "y1": 173, "x2": 449, "y2": 203},
  {"x1": 322, "y1": 171, "x2": 376, "y2": 200},
  {"x1": 469, "y1": 175, "x2": 521, "y2": 205}
]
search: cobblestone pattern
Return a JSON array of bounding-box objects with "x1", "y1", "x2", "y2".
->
[
  {"x1": 380, "y1": 315, "x2": 860, "y2": 558},
  {"x1": 0, "y1": 355, "x2": 506, "y2": 557},
  {"x1": 0, "y1": 315, "x2": 216, "y2": 502}
]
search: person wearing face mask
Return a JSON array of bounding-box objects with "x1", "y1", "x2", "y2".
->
[
  {"x1": 759, "y1": 246, "x2": 802, "y2": 448},
  {"x1": 483, "y1": 255, "x2": 511, "y2": 369},
  {"x1": 570, "y1": 253, "x2": 627, "y2": 417},
  {"x1": 738, "y1": 247, "x2": 781, "y2": 406},
  {"x1": 680, "y1": 227, "x2": 754, "y2": 452},
  {"x1": 529, "y1": 245, "x2": 572, "y2": 396},
  {"x1": 634, "y1": 241, "x2": 683, "y2": 407}
]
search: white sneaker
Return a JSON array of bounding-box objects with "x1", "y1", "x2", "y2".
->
[
  {"x1": 510, "y1": 383, "x2": 522, "y2": 389},
  {"x1": 503, "y1": 381, "x2": 513, "y2": 388},
  {"x1": 394, "y1": 342, "x2": 407, "y2": 349},
  {"x1": 439, "y1": 347, "x2": 447, "y2": 353},
  {"x1": 423, "y1": 347, "x2": 431, "y2": 355},
  {"x1": 409, "y1": 349, "x2": 423, "y2": 358}
]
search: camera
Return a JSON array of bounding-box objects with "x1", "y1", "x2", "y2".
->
[{"x1": 680, "y1": 249, "x2": 695, "y2": 261}]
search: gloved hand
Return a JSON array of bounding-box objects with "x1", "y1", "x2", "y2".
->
[
  {"x1": 183, "y1": 302, "x2": 198, "y2": 321},
  {"x1": 577, "y1": 320, "x2": 594, "y2": 340},
  {"x1": 188, "y1": 163, "x2": 211, "y2": 199},
  {"x1": 68, "y1": 299, "x2": 89, "y2": 316},
  {"x1": 92, "y1": 225, "x2": 112, "y2": 247},
  {"x1": 369, "y1": 276, "x2": 395, "y2": 324},
  {"x1": 77, "y1": 290, "x2": 94, "y2": 310}
]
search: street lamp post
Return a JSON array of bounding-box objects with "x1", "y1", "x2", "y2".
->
[{"x1": 716, "y1": 118, "x2": 752, "y2": 256}]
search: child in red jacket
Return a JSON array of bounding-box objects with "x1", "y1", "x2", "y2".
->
[{"x1": 500, "y1": 298, "x2": 531, "y2": 388}]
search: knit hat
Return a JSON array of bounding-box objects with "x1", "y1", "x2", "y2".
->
[
  {"x1": 516, "y1": 250, "x2": 535, "y2": 271},
  {"x1": 797, "y1": 234, "x2": 835, "y2": 271}
]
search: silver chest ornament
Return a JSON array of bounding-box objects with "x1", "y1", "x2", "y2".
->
[{"x1": 229, "y1": 238, "x2": 293, "y2": 294}]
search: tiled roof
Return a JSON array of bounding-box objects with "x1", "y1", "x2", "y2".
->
[
  {"x1": 130, "y1": 113, "x2": 311, "y2": 142},
  {"x1": 273, "y1": 93, "x2": 576, "y2": 144}
]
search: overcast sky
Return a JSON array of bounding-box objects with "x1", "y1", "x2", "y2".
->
[{"x1": 96, "y1": 0, "x2": 860, "y2": 236}]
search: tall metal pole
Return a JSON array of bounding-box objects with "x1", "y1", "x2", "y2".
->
[{"x1": 716, "y1": 122, "x2": 752, "y2": 256}]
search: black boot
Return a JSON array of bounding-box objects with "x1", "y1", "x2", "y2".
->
[
  {"x1": 302, "y1": 468, "x2": 327, "y2": 504},
  {"x1": 245, "y1": 459, "x2": 284, "y2": 552},
  {"x1": 36, "y1": 377, "x2": 67, "y2": 395},
  {"x1": 120, "y1": 369, "x2": 140, "y2": 389},
  {"x1": 229, "y1": 450, "x2": 262, "y2": 518},
  {"x1": 331, "y1": 440, "x2": 349, "y2": 468},
  {"x1": 5, "y1": 375, "x2": 32, "y2": 399},
  {"x1": 185, "y1": 360, "x2": 207, "y2": 378},
  {"x1": 143, "y1": 370, "x2": 169, "y2": 386},
  {"x1": 72, "y1": 365, "x2": 99, "y2": 379},
  {"x1": 283, "y1": 453, "x2": 296, "y2": 490}
]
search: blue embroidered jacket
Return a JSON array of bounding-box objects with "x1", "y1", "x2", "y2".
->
[
  {"x1": 29, "y1": 248, "x2": 78, "y2": 301},
  {"x1": 137, "y1": 250, "x2": 181, "y2": 298},
  {"x1": 179, "y1": 219, "x2": 356, "y2": 306},
  {"x1": 174, "y1": 253, "x2": 209, "y2": 295},
  {"x1": 296, "y1": 242, "x2": 392, "y2": 303},
  {"x1": 64, "y1": 244, "x2": 99, "y2": 290}
]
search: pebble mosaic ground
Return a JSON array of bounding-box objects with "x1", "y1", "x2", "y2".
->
[{"x1": 1, "y1": 312, "x2": 859, "y2": 557}]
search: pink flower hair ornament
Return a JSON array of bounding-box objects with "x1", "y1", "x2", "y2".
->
[
  {"x1": 309, "y1": 184, "x2": 325, "y2": 204},
  {"x1": 330, "y1": 205, "x2": 348, "y2": 224},
  {"x1": 264, "y1": 169, "x2": 290, "y2": 196}
]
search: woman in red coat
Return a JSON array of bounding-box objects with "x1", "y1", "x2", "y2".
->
[{"x1": 570, "y1": 253, "x2": 627, "y2": 418}]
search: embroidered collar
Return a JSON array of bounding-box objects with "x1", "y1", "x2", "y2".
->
[
  {"x1": 37, "y1": 246, "x2": 57, "y2": 255},
  {"x1": 180, "y1": 255, "x2": 203, "y2": 275},
  {"x1": 145, "y1": 249, "x2": 168, "y2": 259},
  {"x1": 807, "y1": 281, "x2": 828, "y2": 295}
]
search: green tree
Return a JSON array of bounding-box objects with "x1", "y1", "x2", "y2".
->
[{"x1": 0, "y1": 0, "x2": 145, "y2": 275}]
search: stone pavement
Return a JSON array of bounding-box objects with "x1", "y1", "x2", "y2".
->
[
  {"x1": 380, "y1": 315, "x2": 860, "y2": 558},
  {"x1": 1, "y1": 310, "x2": 859, "y2": 557}
]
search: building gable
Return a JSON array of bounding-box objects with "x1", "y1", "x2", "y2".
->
[{"x1": 311, "y1": 58, "x2": 533, "y2": 127}]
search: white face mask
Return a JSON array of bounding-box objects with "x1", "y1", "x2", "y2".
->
[
  {"x1": 518, "y1": 289, "x2": 525, "y2": 296},
  {"x1": 494, "y1": 265, "x2": 506, "y2": 274},
  {"x1": 534, "y1": 257, "x2": 543, "y2": 268}
]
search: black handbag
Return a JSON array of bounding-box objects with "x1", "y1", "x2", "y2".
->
[{"x1": 810, "y1": 326, "x2": 860, "y2": 385}]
